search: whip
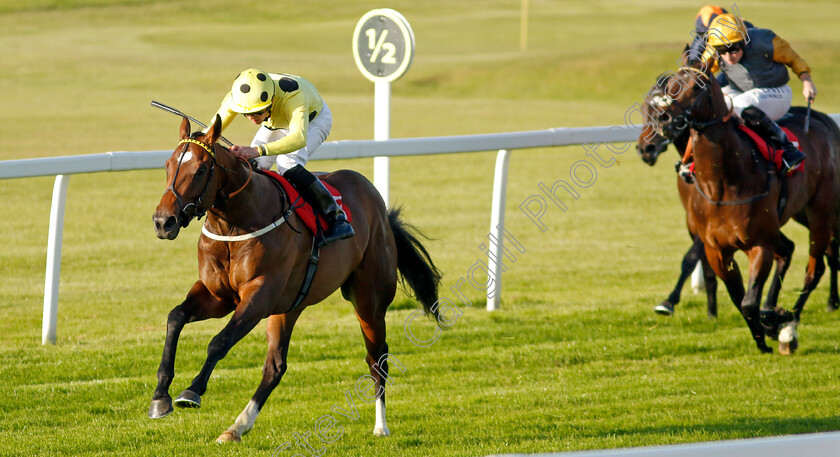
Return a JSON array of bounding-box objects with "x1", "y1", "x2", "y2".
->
[
  {"x1": 150, "y1": 100, "x2": 233, "y2": 147},
  {"x1": 804, "y1": 99, "x2": 811, "y2": 134}
]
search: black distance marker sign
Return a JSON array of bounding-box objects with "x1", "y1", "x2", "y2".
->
[{"x1": 353, "y1": 9, "x2": 415, "y2": 83}]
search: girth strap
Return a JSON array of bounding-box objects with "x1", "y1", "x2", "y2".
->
[
  {"x1": 777, "y1": 173, "x2": 788, "y2": 219},
  {"x1": 287, "y1": 238, "x2": 321, "y2": 313}
]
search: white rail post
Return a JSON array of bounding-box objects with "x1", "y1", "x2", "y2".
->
[
  {"x1": 487, "y1": 149, "x2": 512, "y2": 311},
  {"x1": 42, "y1": 174, "x2": 70, "y2": 345},
  {"x1": 374, "y1": 80, "x2": 391, "y2": 206}
]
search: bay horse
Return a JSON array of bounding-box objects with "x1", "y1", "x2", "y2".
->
[
  {"x1": 148, "y1": 116, "x2": 442, "y2": 442},
  {"x1": 657, "y1": 66, "x2": 840, "y2": 353},
  {"x1": 636, "y1": 73, "x2": 804, "y2": 320}
]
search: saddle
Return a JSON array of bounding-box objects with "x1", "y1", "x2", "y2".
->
[
  {"x1": 735, "y1": 124, "x2": 805, "y2": 175},
  {"x1": 684, "y1": 123, "x2": 804, "y2": 176},
  {"x1": 260, "y1": 170, "x2": 352, "y2": 235}
]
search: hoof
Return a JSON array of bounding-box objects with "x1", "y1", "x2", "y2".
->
[
  {"x1": 778, "y1": 324, "x2": 799, "y2": 355},
  {"x1": 654, "y1": 302, "x2": 674, "y2": 316},
  {"x1": 174, "y1": 390, "x2": 201, "y2": 409},
  {"x1": 216, "y1": 430, "x2": 241, "y2": 443},
  {"x1": 148, "y1": 397, "x2": 173, "y2": 419},
  {"x1": 373, "y1": 427, "x2": 391, "y2": 437},
  {"x1": 828, "y1": 299, "x2": 839, "y2": 312}
]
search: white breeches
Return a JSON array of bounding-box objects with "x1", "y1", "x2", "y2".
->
[
  {"x1": 250, "y1": 101, "x2": 333, "y2": 173},
  {"x1": 722, "y1": 84, "x2": 792, "y2": 121}
]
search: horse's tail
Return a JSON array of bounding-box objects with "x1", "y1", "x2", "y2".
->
[{"x1": 388, "y1": 207, "x2": 442, "y2": 321}]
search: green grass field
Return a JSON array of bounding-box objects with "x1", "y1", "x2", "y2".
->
[{"x1": 2, "y1": 1, "x2": 840, "y2": 456}]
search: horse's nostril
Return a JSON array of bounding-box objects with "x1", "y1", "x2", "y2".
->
[
  {"x1": 644, "y1": 144, "x2": 658, "y2": 154},
  {"x1": 163, "y1": 216, "x2": 178, "y2": 231},
  {"x1": 660, "y1": 113, "x2": 670, "y2": 122}
]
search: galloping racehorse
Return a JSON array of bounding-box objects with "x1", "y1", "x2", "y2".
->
[
  {"x1": 149, "y1": 116, "x2": 442, "y2": 442},
  {"x1": 636, "y1": 73, "x2": 800, "y2": 319},
  {"x1": 656, "y1": 67, "x2": 840, "y2": 353}
]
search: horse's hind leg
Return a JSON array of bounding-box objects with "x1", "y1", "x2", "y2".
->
[
  {"x1": 149, "y1": 281, "x2": 234, "y2": 419},
  {"x1": 780, "y1": 225, "x2": 830, "y2": 354},
  {"x1": 217, "y1": 312, "x2": 302, "y2": 443},
  {"x1": 343, "y1": 257, "x2": 398, "y2": 437},
  {"x1": 825, "y1": 237, "x2": 839, "y2": 311}
]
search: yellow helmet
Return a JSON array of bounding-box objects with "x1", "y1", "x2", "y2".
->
[
  {"x1": 229, "y1": 68, "x2": 275, "y2": 114},
  {"x1": 706, "y1": 13, "x2": 747, "y2": 47}
]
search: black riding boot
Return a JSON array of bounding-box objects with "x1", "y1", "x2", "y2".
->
[
  {"x1": 741, "y1": 106, "x2": 806, "y2": 174},
  {"x1": 283, "y1": 165, "x2": 355, "y2": 246}
]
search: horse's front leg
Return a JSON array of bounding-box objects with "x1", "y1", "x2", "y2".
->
[
  {"x1": 761, "y1": 233, "x2": 795, "y2": 314},
  {"x1": 656, "y1": 235, "x2": 705, "y2": 316},
  {"x1": 149, "y1": 281, "x2": 234, "y2": 419},
  {"x1": 217, "y1": 311, "x2": 302, "y2": 443},
  {"x1": 174, "y1": 283, "x2": 269, "y2": 411},
  {"x1": 704, "y1": 245, "x2": 771, "y2": 353},
  {"x1": 742, "y1": 245, "x2": 774, "y2": 354},
  {"x1": 699, "y1": 250, "x2": 719, "y2": 318}
]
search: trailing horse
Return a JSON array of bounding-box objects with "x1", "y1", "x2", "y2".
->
[{"x1": 148, "y1": 116, "x2": 442, "y2": 442}]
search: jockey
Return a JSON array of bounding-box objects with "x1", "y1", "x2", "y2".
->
[
  {"x1": 702, "y1": 14, "x2": 815, "y2": 174},
  {"x1": 689, "y1": 5, "x2": 734, "y2": 60},
  {"x1": 687, "y1": 6, "x2": 753, "y2": 73},
  {"x1": 209, "y1": 68, "x2": 354, "y2": 245}
]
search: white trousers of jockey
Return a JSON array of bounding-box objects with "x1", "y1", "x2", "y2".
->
[
  {"x1": 251, "y1": 102, "x2": 333, "y2": 173},
  {"x1": 722, "y1": 85, "x2": 793, "y2": 121}
]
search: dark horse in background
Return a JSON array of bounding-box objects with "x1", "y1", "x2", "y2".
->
[
  {"x1": 149, "y1": 116, "x2": 442, "y2": 442},
  {"x1": 656, "y1": 66, "x2": 840, "y2": 354}
]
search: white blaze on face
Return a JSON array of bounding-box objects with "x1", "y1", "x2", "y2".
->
[{"x1": 179, "y1": 150, "x2": 194, "y2": 163}]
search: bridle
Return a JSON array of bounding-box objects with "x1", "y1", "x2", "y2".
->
[
  {"x1": 661, "y1": 69, "x2": 769, "y2": 206},
  {"x1": 166, "y1": 138, "x2": 252, "y2": 227},
  {"x1": 657, "y1": 68, "x2": 733, "y2": 140}
]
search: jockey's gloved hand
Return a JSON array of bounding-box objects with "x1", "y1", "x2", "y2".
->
[{"x1": 675, "y1": 161, "x2": 694, "y2": 184}]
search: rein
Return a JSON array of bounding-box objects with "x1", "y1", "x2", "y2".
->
[{"x1": 692, "y1": 176, "x2": 771, "y2": 206}]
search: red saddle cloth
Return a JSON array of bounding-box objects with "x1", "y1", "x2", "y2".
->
[
  {"x1": 736, "y1": 124, "x2": 805, "y2": 174},
  {"x1": 262, "y1": 170, "x2": 351, "y2": 235}
]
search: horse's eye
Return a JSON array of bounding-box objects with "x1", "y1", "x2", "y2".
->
[{"x1": 196, "y1": 165, "x2": 207, "y2": 176}]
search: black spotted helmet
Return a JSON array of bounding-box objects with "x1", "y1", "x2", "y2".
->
[{"x1": 229, "y1": 68, "x2": 275, "y2": 114}]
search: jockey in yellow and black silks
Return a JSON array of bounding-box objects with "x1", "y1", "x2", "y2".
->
[{"x1": 209, "y1": 68, "x2": 354, "y2": 245}]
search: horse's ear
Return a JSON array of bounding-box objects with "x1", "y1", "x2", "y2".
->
[
  {"x1": 204, "y1": 114, "x2": 222, "y2": 144},
  {"x1": 179, "y1": 116, "x2": 191, "y2": 139}
]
